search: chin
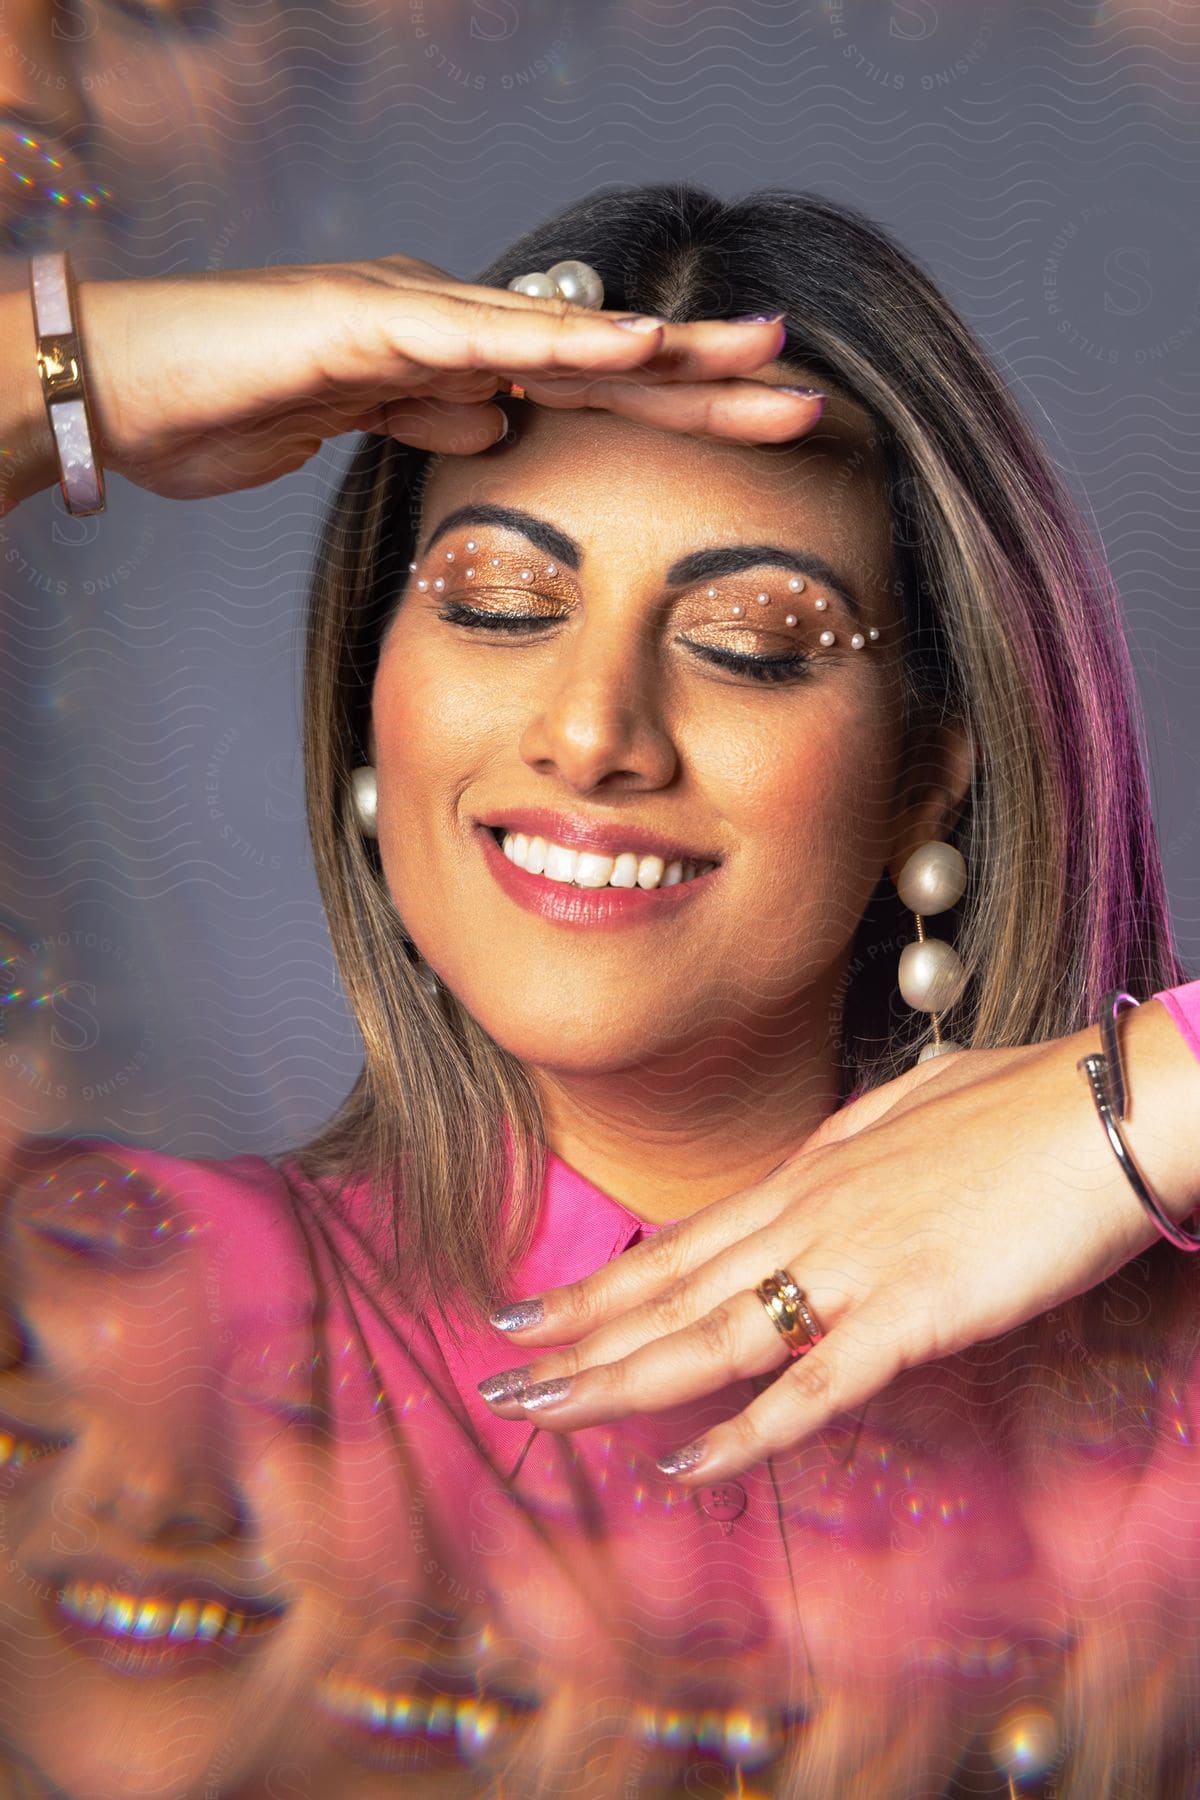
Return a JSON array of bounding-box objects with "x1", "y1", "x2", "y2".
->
[{"x1": 466, "y1": 997, "x2": 664, "y2": 1076}]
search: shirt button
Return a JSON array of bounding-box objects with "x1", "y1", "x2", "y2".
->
[{"x1": 697, "y1": 1482, "x2": 747, "y2": 1523}]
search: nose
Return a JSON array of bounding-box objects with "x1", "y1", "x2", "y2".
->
[
  {"x1": 72, "y1": 1415, "x2": 247, "y2": 1550},
  {"x1": 517, "y1": 613, "x2": 678, "y2": 795}
]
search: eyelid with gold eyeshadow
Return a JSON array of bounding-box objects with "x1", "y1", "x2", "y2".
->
[
  {"x1": 432, "y1": 598, "x2": 820, "y2": 685},
  {"x1": 412, "y1": 545, "x2": 870, "y2": 653}
]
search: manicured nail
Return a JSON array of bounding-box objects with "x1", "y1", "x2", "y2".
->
[
  {"x1": 656, "y1": 1439, "x2": 708, "y2": 1475},
  {"x1": 730, "y1": 312, "x2": 786, "y2": 325},
  {"x1": 611, "y1": 315, "x2": 668, "y2": 332},
  {"x1": 477, "y1": 1364, "x2": 533, "y2": 1404},
  {"x1": 489, "y1": 1297, "x2": 545, "y2": 1332},
  {"x1": 776, "y1": 386, "x2": 827, "y2": 400},
  {"x1": 517, "y1": 1377, "x2": 572, "y2": 1411}
]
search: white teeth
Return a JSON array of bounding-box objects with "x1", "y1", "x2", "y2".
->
[
  {"x1": 574, "y1": 851, "x2": 615, "y2": 889},
  {"x1": 498, "y1": 832, "x2": 715, "y2": 889},
  {"x1": 543, "y1": 843, "x2": 578, "y2": 884},
  {"x1": 57, "y1": 1580, "x2": 269, "y2": 1645}
]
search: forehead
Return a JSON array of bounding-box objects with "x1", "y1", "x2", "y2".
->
[{"x1": 417, "y1": 396, "x2": 894, "y2": 581}]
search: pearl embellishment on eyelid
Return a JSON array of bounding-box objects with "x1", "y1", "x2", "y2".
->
[
  {"x1": 707, "y1": 587, "x2": 718, "y2": 599},
  {"x1": 491, "y1": 557, "x2": 500, "y2": 566},
  {"x1": 819, "y1": 629, "x2": 835, "y2": 646},
  {"x1": 756, "y1": 592, "x2": 769, "y2": 605},
  {"x1": 445, "y1": 550, "x2": 455, "y2": 561},
  {"x1": 434, "y1": 576, "x2": 445, "y2": 590},
  {"x1": 869, "y1": 627, "x2": 879, "y2": 640},
  {"x1": 851, "y1": 632, "x2": 865, "y2": 648},
  {"x1": 520, "y1": 569, "x2": 533, "y2": 581},
  {"x1": 785, "y1": 613, "x2": 797, "y2": 626},
  {"x1": 731, "y1": 604, "x2": 744, "y2": 617},
  {"x1": 546, "y1": 563, "x2": 557, "y2": 576},
  {"x1": 466, "y1": 540, "x2": 477, "y2": 551},
  {"x1": 408, "y1": 561, "x2": 417, "y2": 573},
  {"x1": 417, "y1": 579, "x2": 428, "y2": 591},
  {"x1": 814, "y1": 597, "x2": 828, "y2": 611},
  {"x1": 466, "y1": 567, "x2": 475, "y2": 577},
  {"x1": 788, "y1": 576, "x2": 804, "y2": 592}
]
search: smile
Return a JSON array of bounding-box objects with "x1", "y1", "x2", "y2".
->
[
  {"x1": 494, "y1": 828, "x2": 717, "y2": 890},
  {"x1": 476, "y1": 825, "x2": 720, "y2": 930},
  {"x1": 57, "y1": 1579, "x2": 284, "y2": 1646}
]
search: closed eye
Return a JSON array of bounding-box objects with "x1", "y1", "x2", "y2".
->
[
  {"x1": 679, "y1": 641, "x2": 815, "y2": 685},
  {"x1": 436, "y1": 603, "x2": 816, "y2": 685},
  {"x1": 436, "y1": 603, "x2": 555, "y2": 635}
]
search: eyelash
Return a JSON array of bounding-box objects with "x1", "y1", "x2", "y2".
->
[{"x1": 434, "y1": 601, "x2": 815, "y2": 686}]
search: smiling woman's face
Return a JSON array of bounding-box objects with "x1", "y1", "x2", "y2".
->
[{"x1": 370, "y1": 392, "x2": 942, "y2": 1084}]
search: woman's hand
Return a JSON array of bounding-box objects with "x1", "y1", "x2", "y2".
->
[
  {"x1": 4, "y1": 258, "x2": 820, "y2": 509},
  {"x1": 477, "y1": 1002, "x2": 1200, "y2": 1482}
]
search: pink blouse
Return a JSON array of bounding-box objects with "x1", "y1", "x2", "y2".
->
[{"x1": 8, "y1": 976, "x2": 1200, "y2": 1766}]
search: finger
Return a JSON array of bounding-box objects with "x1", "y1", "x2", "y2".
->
[
  {"x1": 480, "y1": 1287, "x2": 795, "y2": 1426},
  {"x1": 367, "y1": 290, "x2": 789, "y2": 383},
  {"x1": 654, "y1": 1306, "x2": 910, "y2": 1484},
  {"x1": 487, "y1": 1177, "x2": 793, "y2": 1347},
  {"x1": 481, "y1": 1250, "x2": 858, "y2": 1432},
  {"x1": 346, "y1": 396, "x2": 508, "y2": 454},
  {"x1": 486, "y1": 1220, "x2": 828, "y2": 1396},
  {"x1": 502, "y1": 372, "x2": 826, "y2": 443}
]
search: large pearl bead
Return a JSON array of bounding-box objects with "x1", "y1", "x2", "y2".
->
[
  {"x1": 351, "y1": 766, "x2": 377, "y2": 837},
  {"x1": 508, "y1": 271, "x2": 559, "y2": 299},
  {"x1": 899, "y1": 937, "x2": 965, "y2": 1012},
  {"x1": 917, "y1": 1038, "x2": 964, "y2": 1062},
  {"x1": 897, "y1": 841, "x2": 967, "y2": 916},
  {"x1": 546, "y1": 259, "x2": 605, "y2": 309}
]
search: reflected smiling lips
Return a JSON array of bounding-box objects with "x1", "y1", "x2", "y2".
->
[{"x1": 24, "y1": 1550, "x2": 290, "y2": 1677}]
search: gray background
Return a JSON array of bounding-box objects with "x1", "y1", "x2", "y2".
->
[{"x1": 1, "y1": 0, "x2": 1197, "y2": 1158}]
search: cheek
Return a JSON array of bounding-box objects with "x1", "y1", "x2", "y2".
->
[
  {"x1": 371, "y1": 638, "x2": 491, "y2": 840},
  {"x1": 713, "y1": 691, "x2": 900, "y2": 903}
]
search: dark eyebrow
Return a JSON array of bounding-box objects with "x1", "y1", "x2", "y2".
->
[
  {"x1": 663, "y1": 545, "x2": 863, "y2": 623},
  {"x1": 421, "y1": 504, "x2": 581, "y2": 570}
]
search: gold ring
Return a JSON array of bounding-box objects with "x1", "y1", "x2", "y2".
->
[
  {"x1": 753, "y1": 1268, "x2": 824, "y2": 1359},
  {"x1": 503, "y1": 380, "x2": 527, "y2": 400}
]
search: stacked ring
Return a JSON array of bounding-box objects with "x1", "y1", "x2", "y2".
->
[{"x1": 754, "y1": 1268, "x2": 825, "y2": 1359}]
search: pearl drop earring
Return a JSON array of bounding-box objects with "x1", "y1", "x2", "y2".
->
[
  {"x1": 896, "y1": 841, "x2": 968, "y2": 1061},
  {"x1": 351, "y1": 765, "x2": 377, "y2": 838}
]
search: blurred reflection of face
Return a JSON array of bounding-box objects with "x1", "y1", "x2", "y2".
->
[
  {"x1": 0, "y1": 0, "x2": 310, "y2": 256},
  {"x1": 0, "y1": 1148, "x2": 351, "y2": 1799}
]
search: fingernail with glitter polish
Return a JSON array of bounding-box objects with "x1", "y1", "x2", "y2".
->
[
  {"x1": 776, "y1": 386, "x2": 827, "y2": 400},
  {"x1": 477, "y1": 1365, "x2": 533, "y2": 1404},
  {"x1": 656, "y1": 1439, "x2": 708, "y2": 1476},
  {"x1": 517, "y1": 1377, "x2": 572, "y2": 1411},
  {"x1": 730, "y1": 312, "x2": 786, "y2": 325},
  {"x1": 611, "y1": 315, "x2": 668, "y2": 331},
  {"x1": 489, "y1": 1297, "x2": 545, "y2": 1332}
]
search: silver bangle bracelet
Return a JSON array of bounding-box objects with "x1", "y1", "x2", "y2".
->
[{"x1": 1077, "y1": 988, "x2": 1200, "y2": 1253}]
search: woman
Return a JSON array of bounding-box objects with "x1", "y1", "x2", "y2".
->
[{"x1": 4, "y1": 182, "x2": 1200, "y2": 1795}]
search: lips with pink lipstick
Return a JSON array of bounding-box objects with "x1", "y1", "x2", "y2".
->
[{"x1": 474, "y1": 805, "x2": 723, "y2": 928}]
